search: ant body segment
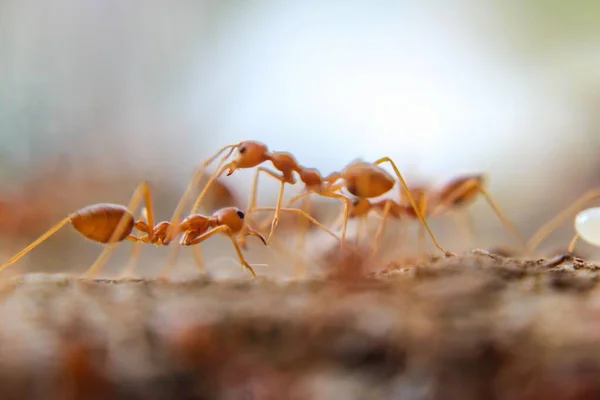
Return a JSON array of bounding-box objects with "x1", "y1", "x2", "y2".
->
[{"x1": 0, "y1": 182, "x2": 267, "y2": 278}]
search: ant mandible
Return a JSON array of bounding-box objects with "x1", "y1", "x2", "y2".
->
[
  {"x1": 169, "y1": 141, "x2": 352, "y2": 247},
  {"x1": 526, "y1": 188, "x2": 600, "y2": 256},
  {"x1": 0, "y1": 182, "x2": 267, "y2": 278}
]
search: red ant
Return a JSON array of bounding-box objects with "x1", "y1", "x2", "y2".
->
[
  {"x1": 167, "y1": 141, "x2": 351, "y2": 248},
  {"x1": 429, "y1": 174, "x2": 525, "y2": 252},
  {"x1": 335, "y1": 174, "x2": 525, "y2": 255},
  {"x1": 0, "y1": 182, "x2": 267, "y2": 278},
  {"x1": 286, "y1": 158, "x2": 451, "y2": 255},
  {"x1": 171, "y1": 141, "x2": 449, "y2": 256}
]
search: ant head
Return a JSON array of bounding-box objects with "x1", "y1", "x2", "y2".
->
[
  {"x1": 213, "y1": 207, "x2": 245, "y2": 233},
  {"x1": 349, "y1": 197, "x2": 372, "y2": 218},
  {"x1": 226, "y1": 141, "x2": 270, "y2": 175}
]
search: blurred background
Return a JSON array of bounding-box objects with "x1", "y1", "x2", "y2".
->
[{"x1": 1, "y1": 0, "x2": 600, "y2": 279}]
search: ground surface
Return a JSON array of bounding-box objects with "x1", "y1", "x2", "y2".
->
[{"x1": 1, "y1": 250, "x2": 600, "y2": 399}]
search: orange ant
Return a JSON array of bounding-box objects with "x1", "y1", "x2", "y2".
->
[
  {"x1": 286, "y1": 158, "x2": 451, "y2": 255},
  {"x1": 332, "y1": 174, "x2": 525, "y2": 255},
  {"x1": 175, "y1": 142, "x2": 449, "y2": 256},
  {"x1": 335, "y1": 197, "x2": 421, "y2": 255},
  {"x1": 428, "y1": 174, "x2": 526, "y2": 252},
  {"x1": 169, "y1": 141, "x2": 352, "y2": 248},
  {"x1": 0, "y1": 182, "x2": 267, "y2": 278}
]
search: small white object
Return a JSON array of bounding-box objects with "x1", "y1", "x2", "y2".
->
[{"x1": 575, "y1": 207, "x2": 600, "y2": 246}]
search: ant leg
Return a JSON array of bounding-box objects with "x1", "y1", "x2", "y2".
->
[
  {"x1": 396, "y1": 220, "x2": 408, "y2": 256},
  {"x1": 267, "y1": 179, "x2": 287, "y2": 245},
  {"x1": 284, "y1": 188, "x2": 349, "y2": 246},
  {"x1": 159, "y1": 245, "x2": 181, "y2": 280},
  {"x1": 446, "y1": 181, "x2": 525, "y2": 253},
  {"x1": 328, "y1": 191, "x2": 356, "y2": 250},
  {"x1": 252, "y1": 207, "x2": 341, "y2": 242},
  {"x1": 331, "y1": 207, "x2": 346, "y2": 232},
  {"x1": 373, "y1": 157, "x2": 450, "y2": 256},
  {"x1": 322, "y1": 172, "x2": 343, "y2": 189},
  {"x1": 247, "y1": 167, "x2": 284, "y2": 213},
  {"x1": 568, "y1": 234, "x2": 579, "y2": 254},
  {"x1": 192, "y1": 246, "x2": 205, "y2": 274},
  {"x1": 269, "y1": 178, "x2": 296, "y2": 245},
  {"x1": 448, "y1": 211, "x2": 476, "y2": 250},
  {"x1": 119, "y1": 207, "x2": 156, "y2": 278},
  {"x1": 286, "y1": 183, "x2": 346, "y2": 208},
  {"x1": 158, "y1": 230, "x2": 193, "y2": 279},
  {"x1": 242, "y1": 227, "x2": 268, "y2": 246},
  {"x1": 479, "y1": 187, "x2": 522, "y2": 251},
  {"x1": 166, "y1": 144, "x2": 237, "y2": 242},
  {"x1": 527, "y1": 189, "x2": 600, "y2": 256},
  {"x1": 287, "y1": 191, "x2": 312, "y2": 208},
  {"x1": 183, "y1": 225, "x2": 258, "y2": 278},
  {"x1": 270, "y1": 233, "x2": 311, "y2": 277},
  {"x1": 118, "y1": 235, "x2": 148, "y2": 278},
  {"x1": 120, "y1": 241, "x2": 141, "y2": 278},
  {"x1": 372, "y1": 200, "x2": 393, "y2": 255},
  {"x1": 0, "y1": 217, "x2": 71, "y2": 272},
  {"x1": 159, "y1": 234, "x2": 207, "y2": 279},
  {"x1": 356, "y1": 216, "x2": 364, "y2": 246},
  {"x1": 190, "y1": 161, "x2": 233, "y2": 214},
  {"x1": 242, "y1": 167, "x2": 288, "y2": 244},
  {"x1": 417, "y1": 223, "x2": 426, "y2": 256},
  {"x1": 163, "y1": 158, "x2": 235, "y2": 273},
  {"x1": 294, "y1": 197, "x2": 311, "y2": 278},
  {"x1": 295, "y1": 188, "x2": 350, "y2": 249},
  {"x1": 415, "y1": 193, "x2": 431, "y2": 256},
  {"x1": 84, "y1": 181, "x2": 155, "y2": 278}
]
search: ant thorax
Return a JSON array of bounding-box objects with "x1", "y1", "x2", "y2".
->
[{"x1": 298, "y1": 168, "x2": 324, "y2": 191}]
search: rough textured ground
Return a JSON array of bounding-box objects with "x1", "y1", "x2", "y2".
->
[{"x1": 1, "y1": 250, "x2": 600, "y2": 399}]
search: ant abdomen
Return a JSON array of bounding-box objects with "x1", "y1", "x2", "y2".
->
[
  {"x1": 69, "y1": 203, "x2": 135, "y2": 244},
  {"x1": 343, "y1": 163, "x2": 395, "y2": 198}
]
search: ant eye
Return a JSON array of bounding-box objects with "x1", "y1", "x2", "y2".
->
[
  {"x1": 236, "y1": 210, "x2": 245, "y2": 219},
  {"x1": 239, "y1": 146, "x2": 246, "y2": 154},
  {"x1": 352, "y1": 199, "x2": 360, "y2": 206}
]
